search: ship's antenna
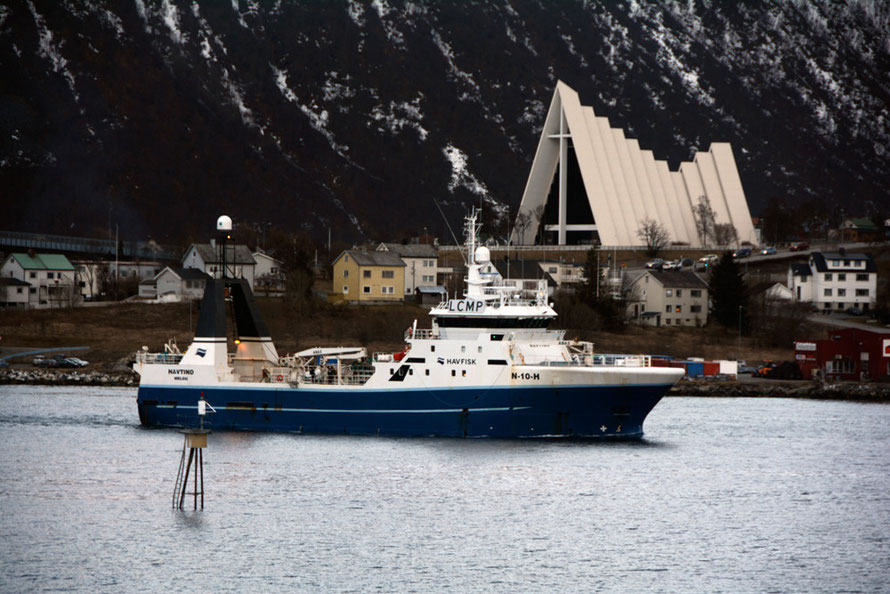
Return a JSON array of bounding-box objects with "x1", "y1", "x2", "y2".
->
[{"x1": 432, "y1": 197, "x2": 466, "y2": 261}]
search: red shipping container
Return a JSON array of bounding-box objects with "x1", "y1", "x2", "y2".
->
[{"x1": 703, "y1": 362, "x2": 720, "y2": 376}]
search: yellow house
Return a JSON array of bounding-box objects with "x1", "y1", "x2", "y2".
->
[{"x1": 332, "y1": 250, "x2": 406, "y2": 303}]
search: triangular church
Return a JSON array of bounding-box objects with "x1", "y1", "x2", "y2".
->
[{"x1": 512, "y1": 81, "x2": 756, "y2": 248}]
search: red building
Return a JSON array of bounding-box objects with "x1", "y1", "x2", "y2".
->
[{"x1": 795, "y1": 327, "x2": 890, "y2": 381}]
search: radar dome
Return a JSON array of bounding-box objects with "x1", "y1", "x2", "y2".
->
[
  {"x1": 474, "y1": 246, "x2": 490, "y2": 263},
  {"x1": 216, "y1": 215, "x2": 233, "y2": 232}
]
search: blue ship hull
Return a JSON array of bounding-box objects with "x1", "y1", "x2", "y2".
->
[{"x1": 137, "y1": 383, "x2": 672, "y2": 438}]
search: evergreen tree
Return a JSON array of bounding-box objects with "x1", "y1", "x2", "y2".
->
[
  {"x1": 708, "y1": 252, "x2": 749, "y2": 331},
  {"x1": 579, "y1": 246, "x2": 602, "y2": 307}
]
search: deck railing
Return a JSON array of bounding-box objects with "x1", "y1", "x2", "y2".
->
[{"x1": 136, "y1": 352, "x2": 184, "y2": 365}]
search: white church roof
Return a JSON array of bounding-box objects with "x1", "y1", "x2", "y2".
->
[{"x1": 513, "y1": 81, "x2": 756, "y2": 248}]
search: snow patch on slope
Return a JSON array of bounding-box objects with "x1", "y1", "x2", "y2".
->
[
  {"x1": 27, "y1": 2, "x2": 79, "y2": 103},
  {"x1": 443, "y1": 144, "x2": 489, "y2": 198},
  {"x1": 272, "y1": 65, "x2": 351, "y2": 157},
  {"x1": 369, "y1": 95, "x2": 429, "y2": 141}
]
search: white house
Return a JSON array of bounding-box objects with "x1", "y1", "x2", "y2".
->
[
  {"x1": 0, "y1": 277, "x2": 31, "y2": 309},
  {"x1": 490, "y1": 259, "x2": 558, "y2": 298},
  {"x1": 626, "y1": 270, "x2": 709, "y2": 327},
  {"x1": 0, "y1": 253, "x2": 77, "y2": 308},
  {"x1": 252, "y1": 250, "x2": 284, "y2": 296},
  {"x1": 182, "y1": 243, "x2": 256, "y2": 289},
  {"x1": 376, "y1": 243, "x2": 438, "y2": 295},
  {"x1": 787, "y1": 251, "x2": 877, "y2": 312},
  {"x1": 149, "y1": 267, "x2": 210, "y2": 300}
]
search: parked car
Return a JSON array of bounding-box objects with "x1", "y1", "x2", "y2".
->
[
  {"x1": 760, "y1": 246, "x2": 777, "y2": 255},
  {"x1": 645, "y1": 258, "x2": 665, "y2": 270},
  {"x1": 33, "y1": 355, "x2": 56, "y2": 367},
  {"x1": 0, "y1": 359, "x2": 8, "y2": 369},
  {"x1": 678, "y1": 258, "x2": 694, "y2": 268},
  {"x1": 790, "y1": 242, "x2": 810, "y2": 252},
  {"x1": 661, "y1": 260, "x2": 681, "y2": 270},
  {"x1": 845, "y1": 306, "x2": 863, "y2": 316},
  {"x1": 699, "y1": 254, "x2": 719, "y2": 264},
  {"x1": 733, "y1": 248, "x2": 752, "y2": 258}
]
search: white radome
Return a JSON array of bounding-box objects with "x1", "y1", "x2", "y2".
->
[
  {"x1": 474, "y1": 246, "x2": 490, "y2": 263},
  {"x1": 216, "y1": 215, "x2": 233, "y2": 231}
]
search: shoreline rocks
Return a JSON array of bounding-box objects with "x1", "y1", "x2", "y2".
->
[
  {"x1": 672, "y1": 378, "x2": 890, "y2": 402},
  {"x1": 0, "y1": 368, "x2": 139, "y2": 387}
]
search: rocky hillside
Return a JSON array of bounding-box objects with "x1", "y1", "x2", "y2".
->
[{"x1": 3, "y1": 1, "x2": 888, "y2": 244}]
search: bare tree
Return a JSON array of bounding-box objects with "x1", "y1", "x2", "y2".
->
[
  {"x1": 693, "y1": 195, "x2": 717, "y2": 246},
  {"x1": 637, "y1": 217, "x2": 670, "y2": 257},
  {"x1": 512, "y1": 211, "x2": 532, "y2": 245},
  {"x1": 713, "y1": 223, "x2": 739, "y2": 247},
  {"x1": 512, "y1": 205, "x2": 544, "y2": 245}
]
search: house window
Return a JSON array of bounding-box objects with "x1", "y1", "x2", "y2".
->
[
  {"x1": 451, "y1": 370, "x2": 456, "y2": 377},
  {"x1": 838, "y1": 289, "x2": 846, "y2": 297},
  {"x1": 665, "y1": 305, "x2": 671, "y2": 313},
  {"x1": 431, "y1": 345, "x2": 435, "y2": 352},
  {"x1": 824, "y1": 273, "x2": 832, "y2": 281},
  {"x1": 856, "y1": 289, "x2": 869, "y2": 297},
  {"x1": 363, "y1": 286, "x2": 371, "y2": 294},
  {"x1": 461, "y1": 346, "x2": 466, "y2": 353},
  {"x1": 29, "y1": 272, "x2": 36, "y2": 279},
  {"x1": 462, "y1": 370, "x2": 467, "y2": 377},
  {"x1": 824, "y1": 288, "x2": 832, "y2": 296},
  {"x1": 382, "y1": 270, "x2": 394, "y2": 279},
  {"x1": 382, "y1": 286, "x2": 394, "y2": 294},
  {"x1": 844, "y1": 260, "x2": 851, "y2": 266},
  {"x1": 824, "y1": 302, "x2": 830, "y2": 309},
  {"x1": 425, "y1": 370, "x2": 429, "y2": 376},
  {"x1": 29, "y1": 287, "x2": 36, "y2": 294},
  {"x1": 343, "y1": 269, "x2": 349, "y2": 278},
  {"x1": 363, "y1": 270, "x2": 371, "y2": 278},
  {"x1": 548, "y1": 267, "x2": 557, "y2": 273},
  {"x1": 665, "y1": 319, "x2": 671, "y2": 325},
  {"x1": 47, "y1": 272, "x2": 54, "y2": 279},
  {"x1": 16, "y1": 287, "x2": 22, "y2": 294},
  {"x1": 691, "y1": 290, "x2": 701, "y2": 297},
  {"x1": 856, "y1": 274, "x2": 868, "y2": 281},
  {"x1": 343, "y1": 285, "x2": 349, "y2": 294},
  {"x1": 691, "y1": 305, "x2": 701, "y2": 313},
  {"x1": 665, "y1": 289, "x2": 672, "y2": 297},
  {"x1": 676, "y1": 289, "x2": 682, "y2": 297},
  {"x1": 838, "y1": 274, "x2": 846, "y2": 281}
]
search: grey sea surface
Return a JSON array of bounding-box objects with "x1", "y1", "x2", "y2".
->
[{"x1": 0, "y1": 385, "x2": 888, "y2": 593}]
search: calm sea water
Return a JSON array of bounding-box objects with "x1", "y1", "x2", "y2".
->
[{"x1": 0, "y1": 386, "x2": 888, "y2": 593}]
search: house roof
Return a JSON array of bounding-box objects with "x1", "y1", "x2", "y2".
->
[
  {"x1": 643, "y1": 270, "x2": 708, "y2": 289},
  {"x1": 187, "y1": 244, "x2": 256, "y2": 265},
  {"x1": 844, "y1": 218, "x2": 878, "y2": 230},
  {"x1": 252, "y1": 251, "x2": 282, "y2": 264},
  {"x1": 416, "y1": 286, "x2": 447, "y2": 294},
  {"x1": 810, "y1": 252, "x2": 877, "y2": 273},
  {"x1": 7, "y1": 253, "x2": 75, "y2": 271},
  {"x1": 377, "y1": 243, "x2": 438, "y2": 258},
  {"x1": 0, "y1": 277, "x2": 30, "y2": 286},
  {"x1": 340, "y1": 250, "x2": 406, "y2": 267},
  {"x1": 790, "y1": 263, "x2": 812, "y2": 277},
  {"x1": 157, "y1": 267, "x2": 211, "y2": 281}
]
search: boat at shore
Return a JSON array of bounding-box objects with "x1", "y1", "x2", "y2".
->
[{"x1": 134, "y1": 212, "x2": 684, "y2": 438}]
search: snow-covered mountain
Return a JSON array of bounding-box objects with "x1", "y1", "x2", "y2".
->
[{"x1": 3, "y1": 1, "x2": 888, "y2": 243}]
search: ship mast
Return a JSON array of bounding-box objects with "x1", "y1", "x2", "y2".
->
[{"x1": 463, "y1": 209, "x2": 491, "y2": 299}]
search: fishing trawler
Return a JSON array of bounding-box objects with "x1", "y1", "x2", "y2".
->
[{"x1": 135, "y1": 212, "x2": 684, "y2": 438}]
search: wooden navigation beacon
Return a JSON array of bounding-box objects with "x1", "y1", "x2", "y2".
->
[{"x1": 172, "y1": 396, "x2": 213, "y2": 510}]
